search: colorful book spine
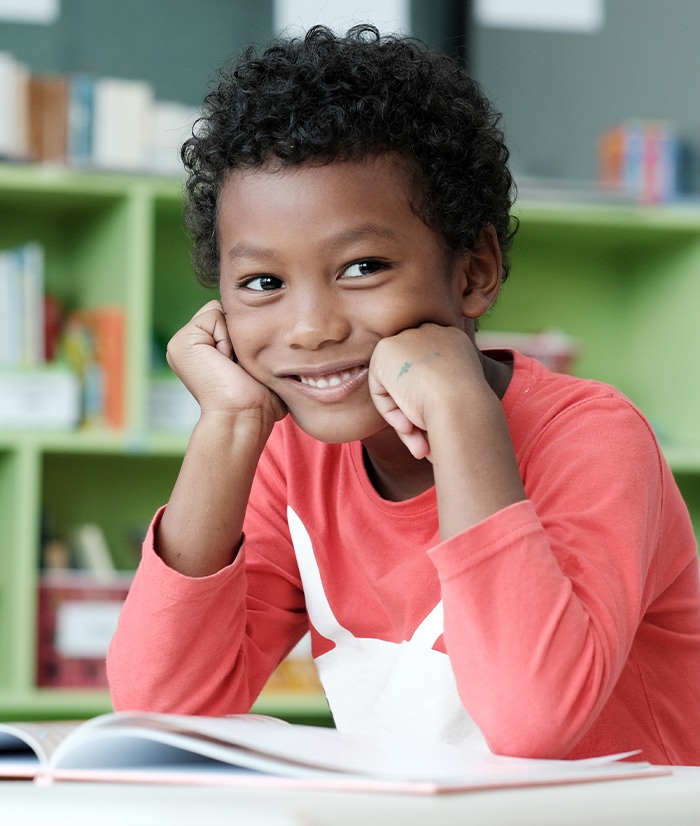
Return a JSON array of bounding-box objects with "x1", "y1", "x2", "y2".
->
[
  {"x1": 66, "y1": 306, "x2": 126, "y2": 429},
  {"x1": 599, "y1": 120, "x2": 681, "y2": 203}
]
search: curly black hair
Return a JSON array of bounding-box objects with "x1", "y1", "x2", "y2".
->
[{"x1": 181, "y1": 24, "x2": 517, "y2": 288}]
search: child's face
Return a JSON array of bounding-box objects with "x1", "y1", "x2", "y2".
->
[{"x1": 218, "y1": 153, "x2": 471, "y2": 444}]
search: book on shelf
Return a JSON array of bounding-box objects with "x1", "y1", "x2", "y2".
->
[
  {"x1": 63, "y1": 305, "x2": 126, "y2": 429},
  {"x1": 149, "y1": 99, "x2": 199, "y2": 174},
  {"x1": 27, "y1": 74, "x2": 69, "y2": 163},
  {"x1": 69, "y1": 522, "x2": 117, "y2": 578},
  {"x1": 0, "y1": 711, "x2": 668, "y2": 793},
  {"x1": 67, "y1": 73, "x2": 95, "y2": 165},
  {"x1": 0, "y1": 48, "x2": 198, "y2": 172},
  {"x1": 0, "y1": 51, "x2": 29, "y2": 160},
  {"x1": 0, "y1": 242, "x2": 45, "y2": 368},
  {"x1": 598, "y1": 119, "x2": 681, "y2": 204},
  {"x1": 91, "y1": 77, "x2": 154, "y2": 171},
  {"x1": 0, "y1": 241, "x2": 127, "y2": 430}
]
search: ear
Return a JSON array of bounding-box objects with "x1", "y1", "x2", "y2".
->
[{"x1": 457, "y1": 225, "x2": 503, "y2": 319}]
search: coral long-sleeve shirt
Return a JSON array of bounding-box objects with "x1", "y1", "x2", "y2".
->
[{"x1": 107, "y1": 351, "x2": 700, "y2": 763}]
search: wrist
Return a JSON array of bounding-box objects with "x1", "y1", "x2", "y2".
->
[{"x1": 195, "y1": 407, "x2": 277, "y2": 449}]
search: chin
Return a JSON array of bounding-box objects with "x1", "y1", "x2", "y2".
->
[{"x1": 288, "y1": 408, "x2": 387, "y2": 445}]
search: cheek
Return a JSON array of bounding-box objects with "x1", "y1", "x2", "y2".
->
[
  {"x1": 222, "y1": 313, "x2": 259, "y2": 369},
  {"x1": 376, "y1": 287, "x2": 459, "y2": 334}
]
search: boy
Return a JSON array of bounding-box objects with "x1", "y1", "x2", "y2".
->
[{"x1": 108, "y1": 25, "x2": 700, "y2": 762}]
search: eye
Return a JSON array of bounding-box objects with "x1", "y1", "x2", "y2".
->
[
  {"x1": 342, "y1": 259, "x2": 388, "y2": 278},
  {"x1": 241, "y1": 274, "x2": 284, "y2": 292}
]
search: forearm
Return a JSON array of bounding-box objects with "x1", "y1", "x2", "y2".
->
[
  {"x1": 108, "y1": 530, "x2": 256, "y2": 714},
  {"x1": 429, "y1": 391, "x2": 526, "y2": 541},
  {"x1": 158, "y1": 410, "x2": 273, "y2": 576},
  {"x1": 109, "y1": 503, "x2": 308, "y2": 715},
  {"x1": 429, "y1": 399, "x2": 667, "y2": 757}
]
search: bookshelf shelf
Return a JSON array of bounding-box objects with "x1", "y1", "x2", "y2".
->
[
  {"x1": 0, "y1": 429, "x2": 190, "y2": 456},
  {"x1": 1, "y1": 162, "x2": 698, "y2": 722},
  {"x1": 0, "y1": 688, "x2": 330, "y2": 724}
]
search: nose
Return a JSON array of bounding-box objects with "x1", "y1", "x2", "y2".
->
[{"x1": 284, "y1": 286, "x2": 351, "y2": 350}]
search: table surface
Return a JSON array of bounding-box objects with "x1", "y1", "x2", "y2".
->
[{"x1": 1, "y1": 767, "x2": 699, "y2": 826}]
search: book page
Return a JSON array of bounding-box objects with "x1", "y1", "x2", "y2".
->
[
  {"x1": 47, "y1": 712, "x2": 669, "y2": 790},
  {"x1": 0, "y1": 722, "x2": 80, "y2": 777},
  {"x1": 1, "y1": 712, "x2": 672, "y2": 792}
]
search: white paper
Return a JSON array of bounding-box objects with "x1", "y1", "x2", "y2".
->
[
  {"x1": 475, "y1": 0, "x2": 604, "y2": 33},
  {"x1": 274, "y1": 0, "x2": 409, "y2": 36}
]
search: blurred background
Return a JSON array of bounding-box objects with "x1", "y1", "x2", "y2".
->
[{"x1": 3, "y1": 0, "x2": 700, "y2": 191}]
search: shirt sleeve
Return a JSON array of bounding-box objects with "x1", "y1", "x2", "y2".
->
[
  {"x1": 107, "y1": 439, "x2": 309, "y2": 715},
  {"x1": 429, "y1": 393, "x2": 679, "y2": 758}
]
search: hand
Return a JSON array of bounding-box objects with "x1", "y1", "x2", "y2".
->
[
  {"x1": 166, "y1": 300, "x2": 287, "y2": 425},
  {"x1": 368, "y1": 324, "x2": 488, "y2": 461}
]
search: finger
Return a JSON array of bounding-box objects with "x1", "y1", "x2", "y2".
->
[
  {"x1": 380, "y1": 406, "x2": 415, "y2": 436},
  {"x1": 397, "y1": 427, "x2": 432, "y2": 462},
  {"x1": 370, "y1": 389, "x2": 431, "y2": 459},
  {"x1": 191, "y1": 299, "x2": 224, "y2": 320},
  {"x1": 191, "y1": 303, "x2": 234, "y2": 359}
]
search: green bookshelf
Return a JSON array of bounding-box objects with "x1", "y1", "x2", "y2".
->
[
  {"x1": 0, "y1": 163, "x2": 326, "y2": 723},
  {"x1": 483, "y1": 200, "x2": 700, "y2": 469},
  {"x1": 0, "y1": 164, "x2": 698, "y2": 722}
]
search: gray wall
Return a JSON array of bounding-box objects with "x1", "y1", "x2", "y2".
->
[
  {"x1": 473, "y1": 0, "x2": 700, "y2": 190},
  {"x1": 0, "y1": 0, "x2": 469, "y2": 107},
  {"x1": 0, "y1": 0, "x2": 273, "y2": 105}
]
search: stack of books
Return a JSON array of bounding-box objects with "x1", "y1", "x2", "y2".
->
[{"x1": 0, "y1": 50, "x2": 198, "y2": 175}]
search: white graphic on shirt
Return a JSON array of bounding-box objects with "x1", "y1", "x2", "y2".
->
[{"x1": 287, "y1": 506, "x2": 488, "y2": 749}]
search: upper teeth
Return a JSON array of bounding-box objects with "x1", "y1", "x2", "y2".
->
[{"x1": 299, "y1": 370, "x2": 356, "y2": 388}]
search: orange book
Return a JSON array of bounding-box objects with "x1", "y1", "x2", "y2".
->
[
  {"x1": 72, "y1": 306, "x2": 126, "y2": 429},
  {"x1": 27, "y1": 74, "x2": 69, "y2": 163}
]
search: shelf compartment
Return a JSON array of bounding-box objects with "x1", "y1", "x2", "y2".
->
[
  {"x1": 488, "y1": 202, "x2": 700, "y2": 456},
  {"x1": 41, "y1": 451, "x2": 182, "y2": 571}
]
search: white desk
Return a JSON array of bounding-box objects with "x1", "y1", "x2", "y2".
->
[{"x1": 1, "y1": 768, "x2": 699, "y2": 826}]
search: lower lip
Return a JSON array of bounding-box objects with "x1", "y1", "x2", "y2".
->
[{"x1": 282, "y1": 368, "x2": 369, "y2": 403}]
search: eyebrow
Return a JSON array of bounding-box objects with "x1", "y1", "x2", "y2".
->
[{"x1": 225, "y1": 223, "x2": 400, "y2": 263}]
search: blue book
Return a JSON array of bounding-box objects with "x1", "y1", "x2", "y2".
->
[{"x1": 68, "y1": 74, "x2": 95, "y2": 165}]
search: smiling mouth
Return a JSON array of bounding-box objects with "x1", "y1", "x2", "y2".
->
[{"x1": 296, "y1": 366, "x2": 366, "y2": 388}]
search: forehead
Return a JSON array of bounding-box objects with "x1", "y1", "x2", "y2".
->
[{"x1": 217, "y1": 154, "x2": 423, "y2": 227}]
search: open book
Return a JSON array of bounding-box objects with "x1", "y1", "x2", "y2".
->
[{"x1": 0, "y1": 711, "x2": 669, "y2": 794}]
